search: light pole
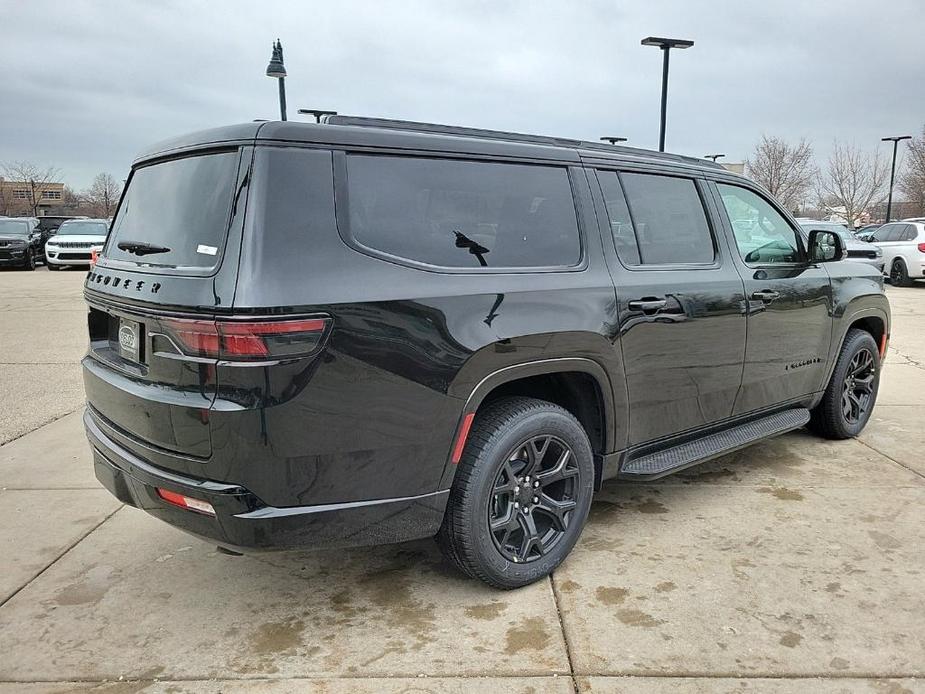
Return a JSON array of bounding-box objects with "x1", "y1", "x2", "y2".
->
[
  {"x1": 600, "y1": 136, "x2": 628, "y2": 145},
  {"x1": 641, "y1": 36, "x2": 694, "y2": 152},
  {"x1": 882, "y1": 135, "x2": 911, "y2": 223},
  {"x1": 266, "y1": 39, "x2": 287, "y2": 121},
  {"x1": 704, "y1": 153, "x2": 724, "y2": 162},
  {"x1": 298, "y1": 109, "x2": 338, "y2": 123}
]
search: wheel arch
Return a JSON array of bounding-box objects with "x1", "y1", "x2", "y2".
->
[
  {"x1": 439, "y1": 357, "x2": 616, "y2": 491},
  {"x1": 815, "y1": 301, "x2": 890, "y2": 408}
]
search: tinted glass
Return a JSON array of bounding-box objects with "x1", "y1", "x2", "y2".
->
[
  {"x1": 718, "y1": 184, "x2": 802, "y2": 264},
  {"x1": 0, "y1": 220, "x2": 30, "y2": 235},
  {"x1": 106, "y1": 151, "x2": 240, "y2": 269},
  {"x1": 899, "y1": 224, "x2": 917, "y2": 241},
  {"x1": 57, "y1": 221, "x2": 109, "y2": 236},
  {"x1": 596, "y1": 171, "x2": 640, "y2": 265},
  {"x1": 620, "y1": 173, "x2": 714, "y2": 264},
  {"x1": 873, "y1": 224, "x2": 898, "y2": 241},
  {"x1": 346, "y1": 155, "x2": 581, "y2": 268}
]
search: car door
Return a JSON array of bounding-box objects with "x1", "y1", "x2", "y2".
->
[
  {"x1": 710, "y1": 181, "x2": 833, "y2": 415},
  {"x1": 590, "y1": 168, "x2": 747, "y2": 446},
  {"x1": 872, "y1": 223, "x2": 902, "y2": 270}
]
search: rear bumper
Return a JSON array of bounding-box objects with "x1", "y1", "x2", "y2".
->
[{"x1": 84, "y1": 409, "x2": 448, "y2": 552}]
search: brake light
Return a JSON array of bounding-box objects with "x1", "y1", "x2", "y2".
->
[
  {"x1": 162, "y1": 317, "x2": 329, "y2": 360},
  {"x1": 157, "y1": 488, "x2": 215, "y2": 516},
  {"x1": 917, "y1": 243, "x2": 925, "y2": 253}
]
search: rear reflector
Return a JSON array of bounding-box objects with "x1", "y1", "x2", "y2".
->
[
  {"x1": 880, "y1": 333, "x2": 889, "y2": 359},
  {"x1": 163, "y1": 316, "x2": 330, "y2": 361},
  {"x1": 451, "y1": 412, "x2": 476, "y2": 464},
  {"x1": 157, "y1": 488, "x2": 216, "y2": 516}
]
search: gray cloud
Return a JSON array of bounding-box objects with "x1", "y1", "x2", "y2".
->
[{"x1": 2, "y1": 0, "x2": 923, "y2": 189}]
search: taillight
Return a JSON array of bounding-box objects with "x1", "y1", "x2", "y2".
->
[
  {"x1": 917, "y1": 243, "x2": 925, "y2": 253},
  {"x1": 162, "y1": 316, "x2": 330, "y2": 361},
  {"x1": 157, "y1": 488, "x2": 215, "y2": 516}
]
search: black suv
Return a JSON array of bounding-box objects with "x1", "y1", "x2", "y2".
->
[{"x1": 83, "y1": 117, "x2": 890, "y2": 588}]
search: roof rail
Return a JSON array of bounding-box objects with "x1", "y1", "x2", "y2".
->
[
  {"x1": 321, "y1": 114, "x2": 724, "y2": 169},
  {"x1": 323, "y1": 115, "x2": 583, "y2": 148}
]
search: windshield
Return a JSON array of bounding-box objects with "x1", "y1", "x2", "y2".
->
[
  {"x1": 57, "y1": 221, "x2": 109, "y2": 236},
  {"x1": 105, "y1": 150, "x2": 241, "y2": 269},
  {"x1": 0, "y1": 220, "x2": 30, "y2": 236}
]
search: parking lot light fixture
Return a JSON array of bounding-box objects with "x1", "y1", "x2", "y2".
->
[
  {"x1": 881, "y1": 135, "x2": 912, "y2": 223},
  {"x1": 705, "y1": 153, "x2": 725, "y2": 162},
  {"x1": 266, "y1": 39, "x2": 287, "y2": 121},
  {"x1": 600, "y1": 136, "x2": 628, "y2": 145},
  {"x1": 641, "y1": 36, "x2": 694, "y2": 152}
]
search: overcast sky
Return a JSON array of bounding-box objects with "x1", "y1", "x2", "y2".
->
[{"x1": 2, "y1": 0, "x2": 923, "y2": 190}]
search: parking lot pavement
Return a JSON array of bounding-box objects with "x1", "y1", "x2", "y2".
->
[
  {"x1": 0, "y1": 267, "x2": 88, "y2": 445},
  {"x1": 0, "y1": 276, "x2": 923, "y2": 692}
]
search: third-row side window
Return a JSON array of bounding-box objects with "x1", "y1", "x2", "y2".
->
[
  {"x1": 345, "y1": 155, "x2": 581, "y2": 269},
  {"x1": 598, "y1": 171, "x2": 715, "y2": 266}
]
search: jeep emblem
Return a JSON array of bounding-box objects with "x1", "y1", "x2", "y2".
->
[{"x1": 118, "y1": 325, "x2": 136, "y2": 351}]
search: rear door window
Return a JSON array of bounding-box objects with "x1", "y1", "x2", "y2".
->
[
  {"x1": 619, "y1": 173, "x2": 715, "y2": 265},
  {"x1": 596, "y1": 171, "x2": 640, "y2": 265},
  {"x1": 344, "y1": 155, "x2": 581, "y2": 269},
  {"x1": 105, "y1": 150, "x2": 241, "y2": 270}
]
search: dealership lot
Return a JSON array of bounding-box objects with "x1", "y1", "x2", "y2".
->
[{"x1": 0, "y1": 267, "x2": 922, "y2": 693}]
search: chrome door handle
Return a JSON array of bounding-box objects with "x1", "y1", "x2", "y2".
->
[
  {"x1": 751, "y1": 289, "x2": 780, "y2": 302},
  {"x1": 628, "y1": 297, "x2": 668, "y2": 313}
]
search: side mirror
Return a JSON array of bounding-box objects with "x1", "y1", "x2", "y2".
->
[{"x1": 808, "y1": 229, "x2": 846, "y2": 262}]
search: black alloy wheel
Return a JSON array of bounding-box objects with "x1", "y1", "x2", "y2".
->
[
  {"x1": 808, "y1": 328, "x2": 881, "y2": 439},
  {"x1": 842, "y1": 347, "x2": 875, "y2": 425},
  {"x1": 890, "y1": 259, "x2": 912, "y2": 287},
  {"x1": 437, "y1": 397, "x2": 594, "y2": 589},
  {"x1": 488, "y1": 434, "x2": 579, "y2": 564}
]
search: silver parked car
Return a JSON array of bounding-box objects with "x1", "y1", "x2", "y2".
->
[{"x1": 796, "y1": 220, "x2": 883, "y2": 273}]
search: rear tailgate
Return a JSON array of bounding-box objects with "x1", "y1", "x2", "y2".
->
[{"x1": 83, "y1": 146, "x2": 251, "y2": 462}]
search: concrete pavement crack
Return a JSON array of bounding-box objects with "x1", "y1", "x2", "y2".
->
[
  {"x1": 0, "y1": 505, "x2": 123, "y2": 611},
  {"x1": 549, "y1": 573, "x2": 579, "y2": 694}
]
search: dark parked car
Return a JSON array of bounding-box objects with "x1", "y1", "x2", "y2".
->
[
  {"x1": 856, "y1": 224, "x2": 882, "y2": 242},
  {"x1": 0, "y1": 217, "x2": 46, "y2": 269},
  {"x1": 83, "y1": 118, "x2": 890, "y2": 588}
]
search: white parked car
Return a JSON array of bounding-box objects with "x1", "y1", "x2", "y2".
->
[
  {"x1": 868, "y1": 220, "x2": 925, "y2": 286},
  {"x1": 45, "y1": 218, "x2": 109, "y2": 270}
]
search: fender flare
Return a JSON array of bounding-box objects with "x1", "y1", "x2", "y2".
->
[
  {"x1": 819, "y1": 304, "x2": 889, "y2": 396},
  {"x1": 438, "y1": 357, "x2": 616, "y2": 489}
]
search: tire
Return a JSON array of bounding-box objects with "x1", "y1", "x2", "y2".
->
[
  {"x1": 437, "y1": 396, "x2": 594, "y2": 589},
  {"x1": 889, "y1": 259, "x2": 912, "y2": 287},
  {"x1": 21, "y1": 250, "x2": 35, "y2": 271},
  {"x1": 808, "y1": 329, "x2": 880, "y2": 439},
  {"x1": 47, "y1": 262, "x2": 60, "y2": 271}
]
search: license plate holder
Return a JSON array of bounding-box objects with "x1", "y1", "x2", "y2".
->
[{"x1": 117, "y1": 317, "x2": 142, "y2": 363}]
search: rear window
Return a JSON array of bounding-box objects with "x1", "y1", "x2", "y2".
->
[
  {"x1": 105, "y1": 150, "x2": 240, "y2": 270},
  {"x1": 345, "y1": 155, "x2": 581, "y2": 269}
]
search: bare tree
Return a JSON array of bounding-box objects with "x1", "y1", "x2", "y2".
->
[
  {"x1": 899, "y1": 125, "x2": 925, "y2": 217},
  {"x1": 1, "y1": 161, "x2": 62, "y2": 216},
  {"x1": 84, "y1": 173, "x2": 121, "y2": 218},
  {"x1": 745, "y1": 136, "x2": 816, "y2": 212},
  {"x1": 816, "y1": 140, "x2": 888, "y2": 228}
]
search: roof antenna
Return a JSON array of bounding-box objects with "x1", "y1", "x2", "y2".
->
[
  {"x1": 298, "y1": 109, "x2": 338, "y2": 123},
  {"x1": 600, "y1": 136, "x2": 628, "y2": 145}
]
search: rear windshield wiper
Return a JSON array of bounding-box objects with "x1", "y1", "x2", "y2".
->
[{"x1": 117, "y1": 240, "x2": 171, "y2": 256}]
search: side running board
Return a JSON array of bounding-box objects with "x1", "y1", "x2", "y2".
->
[{"x1": 619, "y1": 408, "x2": 810, "y2": 480}]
